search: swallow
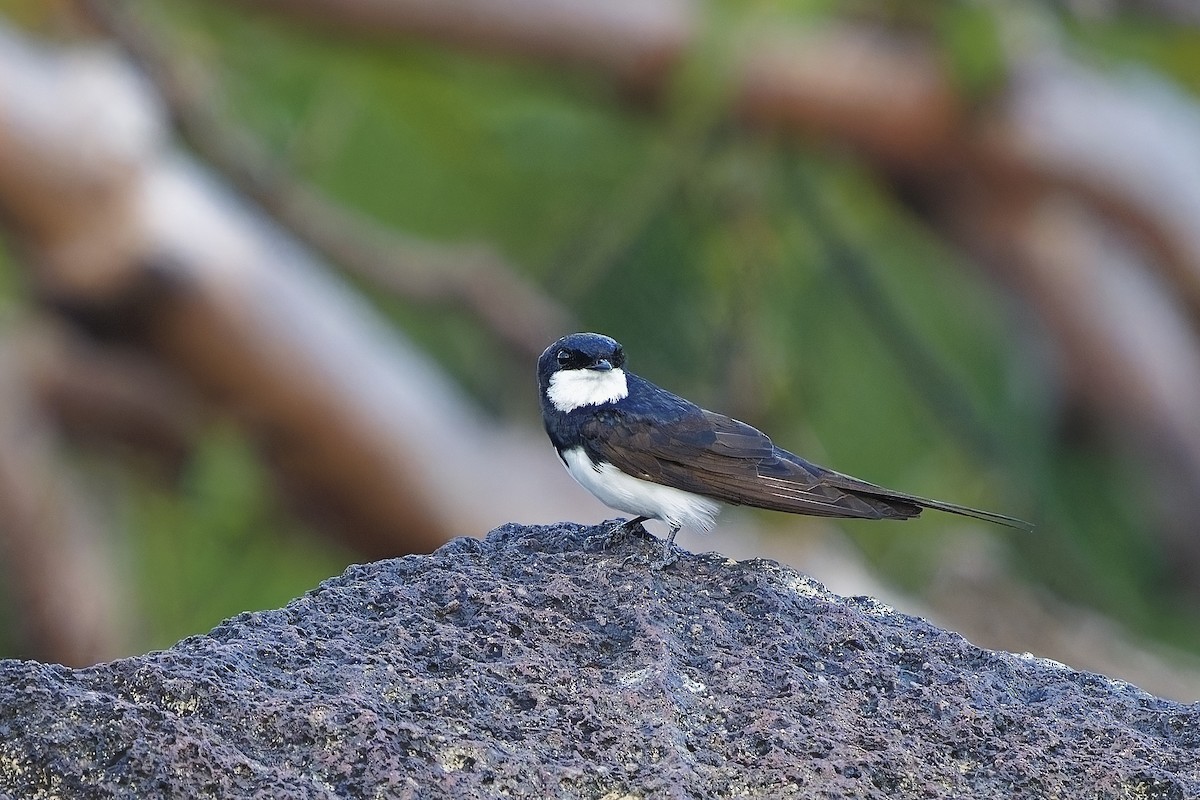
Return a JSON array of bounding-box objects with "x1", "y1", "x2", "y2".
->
[{"x1": 538, "y1": 332, "x2": 1031, "y2": 557}]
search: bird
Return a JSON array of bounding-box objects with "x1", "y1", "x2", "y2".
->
[{"x1": 537, "y1": 332, "x2": 1032, "y2": 559}]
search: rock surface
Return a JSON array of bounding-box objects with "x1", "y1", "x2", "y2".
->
[{"x1": 0, "y1": 522, "x2": 1197, "y2": 798}]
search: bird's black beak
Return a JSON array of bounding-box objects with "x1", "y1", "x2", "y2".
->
[{"x1": 590, "y1": 359, "x2": 613, "y2": 371}]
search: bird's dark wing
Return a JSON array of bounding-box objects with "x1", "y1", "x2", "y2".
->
[
  {"x1": 580, "y1": 408, "x2": 1033, "y2": 530},
  {"x1": 579, "y1": 408, "x2": 923, "y2": 521}
]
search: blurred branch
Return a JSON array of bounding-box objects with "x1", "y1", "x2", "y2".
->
[
  {"x1": 0, "y1": 21, "x2": 594, "y2": 559},
  {"x1": 75, "y1": 0, "x2": 574, "y2": 362},
  {"x1": 194, "y1": 3, "x2": 1200, "y2": 358},
  {"x1": 735, "y1": 31, "x2": 1200, "y2": 336},
  {"x1": 980, "y1": 57, "x2": 1200, "y2": 330},
  {"x1": 742, "y1": 28, "x2": 1200, "y2": 579},
  {"x1": 943, "y1": 190, "x2": 1200, "y2": 581},
  {"x1": 216, "y1": 0, "x2": 695, "y2": 95},
  {"x1": 738, "y1": 27, "x2": 962, "y2": 168},
  {"x1": 197, "y1": 1, "x2": 1200, "y2": 333},
  {"x1": 26, "y1": 321, "x2": 202, "y2": 476},
  {"x1": 0, "y1": 328, "x2": 128, "y2": 666},
  {"x1": 55, "y1": 2, "x2": 1200, "y2": 576}
]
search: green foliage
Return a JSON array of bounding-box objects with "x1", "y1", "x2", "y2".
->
[
  {"x1": 1065, "y1": 17, "x2": 1200, "y2": 96},
  {"x1": 127, "y1": 427, "x2": 348, "y2": 651},
  {"x1": 152, "y1": 0, "x2": 658, "y2": 264},
  {"x1": 936, "y1": 5, "x2": 1007, "y2": 98},
  {"x1": 0, "y1": 237, "x2": 24, "y2": 312}
]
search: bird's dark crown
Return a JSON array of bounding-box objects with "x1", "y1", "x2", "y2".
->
[{"x1": 538, "y1": 333, "x2": 626, "y2": 384}]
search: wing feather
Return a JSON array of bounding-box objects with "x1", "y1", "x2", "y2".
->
[
  {"x1": 580, "y1": 406, "x2": 1032, "y2": 530},
  {"x1": 580, "y1": 409, "x2": 921, "y2": 522}
]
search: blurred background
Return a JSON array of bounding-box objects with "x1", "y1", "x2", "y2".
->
[{"x1": 1, "y1": 0, "x2": 1199, "y2": 699}]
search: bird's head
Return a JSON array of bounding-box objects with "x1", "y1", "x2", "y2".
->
[{"x1": 538, "y1": 332, "x2": 629, "y2": 413}]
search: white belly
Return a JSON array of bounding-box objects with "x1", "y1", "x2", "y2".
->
[{"x1": 560, "y1": 446, "x2": 722, "y2": 532}]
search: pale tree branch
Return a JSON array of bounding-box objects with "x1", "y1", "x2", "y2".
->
[
  {"x1": 0, "y1": 21, "x2": 597, "y2": 559},
  {"x1": 736, "y1": 26, "x2": 1200, "y2": 319},
  {"x1": 217, "y1": 0, "x2": 695, "y2": 94},
  {"x1": 75, "y1": 0, "x2": 574, "y2": 362},
  {"x1": 754, "y1": 31, "x2": 1200, "y2": 578},
  {"x1": 0, "y1": 326, "x2": 129, "y2": 666},
  {"x1": 26, "y1": 321, "x2": 203, "y2": 476},
  {"x1": 179, "y1": 1, "x2": 1200, "y2": 337},
  {"x1": 736, "y1": 25, "x2": 1200, "y2": 580}
]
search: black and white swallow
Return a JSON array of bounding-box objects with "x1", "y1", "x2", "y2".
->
[{"x1": 537, "y1": 332, "x2": 1032, "y2": 556}]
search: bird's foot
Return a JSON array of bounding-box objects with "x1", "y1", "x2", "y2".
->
[
  {"x1": 649, "y1": 527, "x2": 681, "y2": 570},
  {"x1": 610, "y1": 516, "x2": 653, "y2": 543},
  {"x1": 584, "y1": 516, "x2": 650, "y2": 552},
  {"x1": 650, "y1": 541, "x2": 679, "y2": 570}
]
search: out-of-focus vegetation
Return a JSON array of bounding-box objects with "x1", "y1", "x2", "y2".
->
[
  {"x1": 0, "y1": 0, "x2": 1199, "y2": 674},
  {"x1": 128, "y1": 427, "x2": 352, "y2": 650}
]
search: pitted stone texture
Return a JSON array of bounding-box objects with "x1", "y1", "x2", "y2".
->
[{"x1": 0, "y1": 522, "x2": 1197, "y2": 798}]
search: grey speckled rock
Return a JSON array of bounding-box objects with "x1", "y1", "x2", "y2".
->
[{"x1": 0, "y1": 522, "x2": 1197, "y2": 798}]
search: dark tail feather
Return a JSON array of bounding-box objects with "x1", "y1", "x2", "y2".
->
[
  {"x1": 830, "y1": 474, "x2": 1034, "y2": 532},
  {"x1": 904, "y1": 494, "x2": 1034, "y2": 532}
]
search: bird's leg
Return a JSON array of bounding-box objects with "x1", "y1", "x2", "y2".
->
[{"x1": 652, "y1": 525, "x2": 681, "y2": 569}]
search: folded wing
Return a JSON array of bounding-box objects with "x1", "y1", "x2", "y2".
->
[{"x1": 580, "y1": 408, "x2": 1031, "y2": 530}]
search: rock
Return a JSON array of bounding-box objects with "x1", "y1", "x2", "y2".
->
[{"x1": 0, "y1": 521, "x2": 1197, "y2": 798}]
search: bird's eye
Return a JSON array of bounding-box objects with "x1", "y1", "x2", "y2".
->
[
  {"x1": 557, "y1": 350, "x2": 571, "y2": 365},
  {"x1": 611, "y1": 347, "x2": 624, "y2": 367}
]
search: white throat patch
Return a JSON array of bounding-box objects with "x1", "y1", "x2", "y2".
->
[{"x1": 547, "y1": 368, "x2": 629, "y2": 413}]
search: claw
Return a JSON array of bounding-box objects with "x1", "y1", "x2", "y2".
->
[
  {"x1": 608, "y1": 516, "x2": 650, "y2": 542},
  {"x1": 588, "y1": 518, "x2": 681, "y2": 569},
  {"x1": 585, "y1": 516, "x2": 650, "y2": 552}
]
